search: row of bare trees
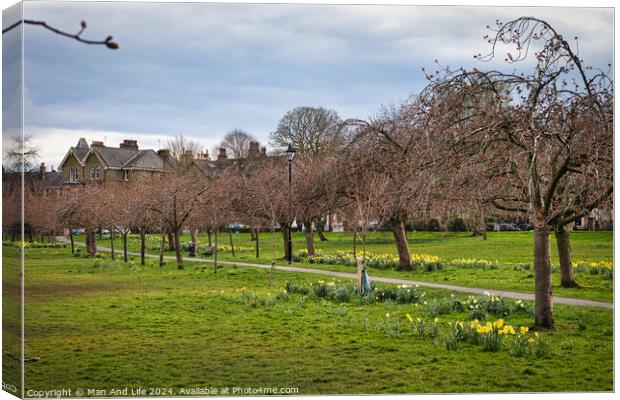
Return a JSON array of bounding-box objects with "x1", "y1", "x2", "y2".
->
[{"x1": 4, "y1": 17, "x2": 612, "y2": 331}]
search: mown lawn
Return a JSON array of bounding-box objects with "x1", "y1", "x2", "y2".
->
[
  {"x1": 16, "y1": 247, "x2": 614, "y2": 394},
  {"x1": 75, "y1": 231, "x2": 613, "y2": 302}
]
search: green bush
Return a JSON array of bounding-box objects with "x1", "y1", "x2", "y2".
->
[
  {"x1": 448, "y1": 217, "x2": 468, "y2": 232},
  {"x1": 334, "y1": 284, "x2": 355, "y2": 302},
  {"x1": 284, "y1": 281, "x2": 310, "y2": 295}
]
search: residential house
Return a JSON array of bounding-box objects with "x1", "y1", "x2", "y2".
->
[{"x1": 58, "y1": 138, "x2": 178, "y2": 186}]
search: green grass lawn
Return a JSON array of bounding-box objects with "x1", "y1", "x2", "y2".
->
[
  {"x1": 76, "y1": 230, "x2": 613, "y2": 302},
  {"x1": 13, "y1": 247, "x2": 613, "y2": 394}
]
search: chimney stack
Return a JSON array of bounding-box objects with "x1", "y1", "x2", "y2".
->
[
  {"x1": 261, "y1": 146, "x2": 267, "y2": 156},
  {"x1": 157, "y1": 149, "x2": 170, "y2": 158},
  {"x1": 91, "y1": 140, "x2": 104, "y2": 147},
  {"x1": 218, "y1": 148, "x2": 228, "y2": 160},
  {"x1": 120, "y1": 139, "x2": 138, "y2": 149},
  {"x1": 39, "y1": 162, "x2": 46, "y2": 180},
  {"x1": 180, "y1": 150, "x2": 194, "y2": 165},
  {"x1": 248, "y1": 141, "x2": 260, "y2": 158}
]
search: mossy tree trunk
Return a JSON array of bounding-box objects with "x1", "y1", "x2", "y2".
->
[{"x1": 555, "y1": 225, "x2": 578, "y2": 288}]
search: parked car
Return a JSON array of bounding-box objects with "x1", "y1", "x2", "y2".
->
[
  {"x1": 499, "y1": 223, "x2": 521, "y2": 231},
  {"x1": 71, "y1": 228, "x2": 85, "y2": 235},
  {"x1": 486, "y1": 223, "x2": 500, "y2": 231}
]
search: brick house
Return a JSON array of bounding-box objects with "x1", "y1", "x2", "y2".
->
[{"x1": 58, "y1": 138, "x2": 178, "y2": 185}]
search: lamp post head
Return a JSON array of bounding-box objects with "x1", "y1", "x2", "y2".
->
[{"x1": 286, "y1": 143, "x2": 296, "y2": 161}]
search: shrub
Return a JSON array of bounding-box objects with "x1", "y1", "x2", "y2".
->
[
  {"x1": 275, "y1": 291, "x2": 289, "y2": 302},
  {"x1": 284, "y1": 281, "x2": 310, "y2": 295},
  {"x1": 427, "y1": 318, "x2": 440, "y2": 338},
  {"x1": 427, "y1": 298, "x2": 456, "y2": 316},
  {"x1": 469, "y1": 308, "x2": 487, "y2": 321},
  {"x1": 448, "y1": 217, "x2": 468, "y2": 232},
  {"x1": 509, "y1": 333, "x2": 530, "y2": 357},
  {"x1": 311, "y1": 280, "x2": 336, "y2": 298},
  {"x1": 293, "y1": 249, "x2": 443, "y2": 271},
  {"x1": 531, "y1": 334, "x2": 550, "y2": 359},
  {"x1": 406, "y1": 314, "x2": 426, "y2": 338},
  {"x1": 373, "y1": 285, "x2": 424, "y2": 304},
  {"x1": 427, "y1": 219, "x2": 441, "y2": 232},
  {"x1": 479, "y1": 329, "x2": 503, "y2": 352},
  {"x1": 334, "y1": 284, "x2": 355, "y2": 303},
  {"x1": 444, "y1": 321, "x2": 468, "y2": 350},
  {"x1": 376, "y1": 313, "x2": 403, "y2": 337}
]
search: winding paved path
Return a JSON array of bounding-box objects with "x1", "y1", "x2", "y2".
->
[{"x1": 58, "y1": 237, "x2": 613, "y2": 310}]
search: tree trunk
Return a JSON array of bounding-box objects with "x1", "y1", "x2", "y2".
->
[
  {"x1": 174, "y1": 229, "x2": 183, "y2": 270},
  {"x1": 314, "y1": 217, "x2": 328, "y2": 241},
  {"x1": 69, "y1": 230, "x2": 75, "y2": 254},
  {"x1": 190, "y1": 228, "x2": 198, "y2": 255},
  {"x1": 110, "y1": 229, "x2": 115, "y2": 259},
  {"x1": 555, "y1": 225, "x2": 578, "y2": 288},
  {"x1": 228, "y1": 227, "x2": 235, "y2": 257},
  {"x1": 392, "y1": 218, "x2": 412, "y2": 271},
  {"x1": 159, "y1": 233, "x2": 165, "y2": 267},
  {"x1": 281, "y1": 227, "x2": 291, "y2": 260},
  {"x1": 140, "y1": 231, "x2": 146, "y2": 266},
  {"x1": 303, "y1": 219, "x2": 315, "y2": 257},
  {"x1": 207, "y1": 229, "x2": 213, "y2": 247},
  {"x1": 214, "y1": 228, "x2": 219, "y2": 273},
  {"x1": 481, "y1": 208, "x2": 488, "y2": 240},
  {"x1": 250, "y1": 229, "x2": 257, "y2": 241},
  {"x1": 255, "y1": 228, "x2": 260, "y2": 258},
  {"x1": 356, "y1": 257, "x2": 363, "y2": 294},
  {"x1": 534, "y1": 226, "x2": 553, "y2": 329},
  {"x1": 167, "y1": 231, "x2": 175, "y2": 251},
  {"x1": 85, "y1": 228, "x2": 97, "y2": 256},
  {"x1": 122, "y1": 232, "x2": 128, "y2": 262}
]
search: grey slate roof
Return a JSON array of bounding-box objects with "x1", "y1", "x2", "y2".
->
[
  {"x1": 3, "y1": 171, "x2": 64, "y2": 192},
  {"x1": 91, "y1": 146, "x2": 141, "y2": 169},
  {"x1": 123, "y1": 150, "x2": 165, "y2": 170},
  {"x1": 76, "y1": 138, "x2": 89, "y2": 149},
  {"x1": 88, "y1": 147, "x2": 167, "y2": 171},
  {"x1": 72, "y1": 147, "x2": 90, "y2": 162},
  {"x1": 193, "y1": 159, "x2": 217, "y2": 174}
]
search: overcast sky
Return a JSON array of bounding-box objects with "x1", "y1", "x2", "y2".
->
[{"x1": 3, "y1": 1, "x2": 614, "y2": 169}]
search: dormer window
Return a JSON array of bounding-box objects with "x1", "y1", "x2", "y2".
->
[{"x1": 69, "y1": 167, "x2": 79, "y2": 182}]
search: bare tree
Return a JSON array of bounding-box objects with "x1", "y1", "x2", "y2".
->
[
  {"x1": 428, "y1": 17, "x2": 613, "y2": 328},
  {"x1": 150, "y1": 176, "x2": 207, "y2": 269},
  {"x1": 270, "y1": 106, "x2": 345, "y2": 155},
  {"x1": 3, "y1": 135, "x2": 39, "y2": 172},
  {"x1": 2, "y1": 19, "x2": 119, "y2": 49},
  {"x1": 219, "y1": 129, "x2": 258, "y2": 160},
  {"x1": 346, "y1": 96, "x2": 443, "y2": 271}
]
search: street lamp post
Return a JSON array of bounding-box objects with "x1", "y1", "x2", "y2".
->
[{"x1": 285, "y1": 143, "x2": 296, "y2": 265}]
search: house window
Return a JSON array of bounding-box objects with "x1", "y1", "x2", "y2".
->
[
  {"x1": 89, "y1": 166, "x2": 96, "y2": 179},
  {"x1": 69, "y1": 167, "x2": 79, "y2": 182},
  {"x1": 124, "y1": 170, "x2": 129, "y2": 181},
  {"x1": 95, "y1": 167, "x2": 101, "y2": 180}
]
